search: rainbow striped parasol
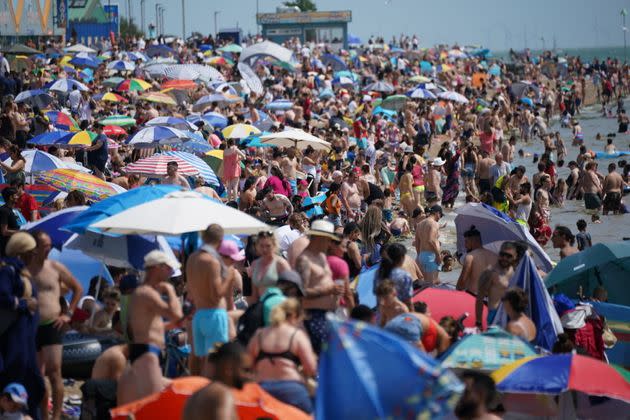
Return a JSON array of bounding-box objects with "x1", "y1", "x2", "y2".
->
[
  {"x1": 116, "y1": 78, "x2": 152, "y2": 92},
  {"x1": 46, "y1": 111, "x2": 79, "y2": 131},
  {"x1": 36, "y1": 169, "x2": 119, "y2": 202}
]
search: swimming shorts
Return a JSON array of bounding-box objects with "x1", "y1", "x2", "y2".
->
[
  {"x1": 479, "y1": 179, "x2": 491, "y2": 194},
  {"x1": 603, "y1": 192, "x2": 622, "y2": 213},
  {"x1": 584, "y1": 192, "x2": 602, "y2": 210},
  {"x1": 417, "y1": 251, "x2": 440, "y2": 273},
  {"x1": 129, "y1": 343, "x2": 162, "y2": 364},
  {"x1": 36, "y1": 321, "x2": 63, "y2": 351},
  {"x1": 487, "y1": 308, "x2": 498, "y2": 325},
  {"x1": 192, "y1": 308, "x2": 229, "y2": 357}
]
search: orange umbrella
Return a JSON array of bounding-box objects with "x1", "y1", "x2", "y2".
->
[
  {"x1": 110, "y1": 377, "x2": 210, "y2": 420},
  {"x1": 161, "y1": 79, "x2": 197, "y2": 90},
  {"x1": 232, "y1": 383, "x2": 311, "y2": 420}
]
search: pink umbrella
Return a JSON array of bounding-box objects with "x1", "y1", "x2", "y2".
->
[{"x1": 123, "y1": 154, "x2": 199, "y2": 176}]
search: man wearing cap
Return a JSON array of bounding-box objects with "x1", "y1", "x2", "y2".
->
[
  {"x1": 163, "y1": 161, "x2": 191, "y2": 190},
  {"x1": 414, "y1": 205, "x2": 444, "y2": 284},
  {"x1": 117, "y1": 250, "x2": 183, "y2": 405},
  {"x1": 186, "y1": 224, "x2": 232, "y2": 375},
  {"x1": 0, "y1": 383, "x2": 29, "y2": 419},
  {"x1": 425, "y1": 158, "x2": 444, "y2": 203},
  {"x1": 28, "y1": 231, "x2": 82, "y2": 420},
  {"x1": 0, "y1": 233, "x2": 44, "y2": 420},
  {"x1": 295, "y1": 220, "x2": 344, "y2": 354},
  {"x1": 456, "y1": 226, "x2": 498, "y2": 294}
]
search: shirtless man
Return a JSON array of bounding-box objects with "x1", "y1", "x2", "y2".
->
[
  {"x1": 477, "y1": 151, "x2": 495, "y2": 194},
  {"x1": 603, "y1": 163, "x2": 625, "y2": 215},
  {"x1": 91, "y1": 344, "x2": 129, "y2": 381},
  {"x1": 551, "y1": 225, "x2": 579, "y2": 259},
  {"x1": 566, "y1": 161, "x2": 581, "y2": 199},
  {"x1": 261, "y1": 186, "x2": 293, "y2": 225},
  {"x1": 117, "y1": 251, "x2": 182, "y2": 405},
  {"x1": 580, "y1": 161, "x2": 603, "y2": 213},
  {"x1": 280, "y1": 147, "x2": 298, "y2": 192},
  {"x1": 162, "y1": 161, "x2": 190, "y2": 190},
  {"x1": 535, "y1": 175, "x2": 552, "y2": 223},
  {"x1": 425, "y1": 159, "x2": 444, "y2": 202},
  {"x1": 238, "y1": 177, "x2": 258, "y2": 211},
  {"x1": 186, "y1": 224, "x2": 232, "y2": 375},
  {"x1": 475, "y1": 242, "x2": 520, "y2": 328},
  {"x1": 501, "y1": 136, "x2": 516, "y2": 164},
  {"x1": 456, "y1": 226, "x2": 498, "y2": 295},
  {"x1": 29, "y1": 231, "x2": 83, "y2": 420},
  {"x1": 295, "y1": 220, "x2": 344, "y2": 354},
  {"x1": 340, "y1": 170, "x2": 362, "y2": 220},
  {"x1": 414, "y1": 205, "x2": 443, "y2": 284}
]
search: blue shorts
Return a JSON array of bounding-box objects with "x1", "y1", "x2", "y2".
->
[
  {"x1": 260, "y1": 380, "x2": 313, "y2": 414},
  {"x1": 192, "y1": 308, "x2": 229, "y2": 357},
  {"x1": 417, "y1": 251, "x2": 440, "y2": 273},
  {"x1": 289, "y1": 179, "x2": 297, "y2": 195},
  {"x1": 487, "y1": 308, "x2": 498, "y2": 325}
]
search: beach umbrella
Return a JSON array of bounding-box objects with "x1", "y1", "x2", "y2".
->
[
  {"x1": 28, "y1": 131, "x2": 72, "y2": 146},
  {"x1": 116, "y1": 78, "x2": 152, "y2": 92},
  {"x1": 440, "y1": 326, "x2": 537, "y2": 372},
  {"x1": 15, "y1": 89, "x2": 54, "y2": 108},
  {"x1": 241, "y1": 133, "x2": 276, "y2": 149},
  {"x1": 163, "y1": 64, "x2": 219, "y2": 82},
  {"x1": 139, "y1": 92, "x2": 177, "y2": 106},
  {"x1": 64, "y1": 44, "x2": 96, "y2": 53},
  {"x1": 103, "y1": 76, "x2": 125, "y2": 88},
  {"x1": 145, "y1": 44, "x2": 175, "y2": 58},
  {"x1": 36, "y1": 169, "x2": 119, "y2": 202},
  {"x1": 99, "y1": 115, "x2": 137, "y2": 127},
  {"x1": 381, "y1": 94, "x2": 408, "y2": 111},
  {"x1": 64, "y1": 185, "x2": 181, "y2": 234},
  {"x1": 91, "y1": 190, "x2": 270, "y2": 235},
  {"x1": 409, "y1": 75, "x2": 432, "y2": 83},
  {"x1": 259, "y1": 129, "x2": 330, "y2": 151},
  {"x1": 321, "y1": 53, "x2": 347, "y2": 71},
  {"x1": 65, "y1": 231, "x2": 175, "y2": 270},
  {"x1": 203, "y1": 150, "x2": 224, "y2": 174},
  {"x1": 371, "y1": 106, "x2": 397, "y2": 119},
  {"x1": 172, "y1": 141, "x2": 214, "y2": 155},
  {"x1": 2, "y1": 44, "x2": 42, "y2": 55},
  {"x1": 589, "y1": 301, "x2": 630, "y2": 367},
  {"x1": 302, "y1": 193, "x2": 325, "y2": 218},
  {"x1": 239, "y1": 40, "x2": 297, "y2": 69},
  {"x1": 545, "y1": 242, "x2": 630, "y2": 307},
  {"x1": 45, "y1": 111, "x2": 79, "y2": 131},
  {"x1": 222, "y1": 123, "x2": 261, "y2": 139},
  {"x1": 94, "y1": 92, "x2": 128, "y2": 103},
  {"x1": 21, "y1": 206, "x2": 88, "y2": 249},
  {"x1": 437, "y1": 91, "x2": 469, "y2": 104},
  {"x1": 454, "y1": 203, "x2": 553, "y2": 272},
  {"x1": 412, "y1": 288, "x2": 488, "y2": 329},
  {"x1": 318, "y1": 88, "x2": 335, "y2": 99},
  {"x1": 218, "y1": 44, "x2": 243, "y2": 53},
  {"x1": 123, "y1": 154, "x2": 199, "y2": 177},
  {"x1": 54, "y1": 130, "x2": 97, "y2": 147},
  {"x1": 145, "y1": 117, "x2": 197, "y2": 131},
  {"x1": 316, "y1": 316, "x2": 463, "y2": 419},
  {"x1": 126, "y1": 126, "x2": 193, "y2": 147},
  {"x1": 49, "y1": 248, "x2": 113, "y2": 294},
  {"x1": 48, "y1": 78, "x2": 89, "y2": 93},
  {"x1": 237, "y1": 62, "x2": 264, "y2": 95},
  {"x1": 126, "y1": 51, "x2": 149, "y2": 62},
  {"x1": 264, "y1": 99, "x2": 294, "y2": 111},
  {"x1": 489, "y1": 64, "x2": 501, "y2": 76},
  {"x1": 68, "y1": 55, "x2": 100, "y2": 68},
  {"x1": 107, "y1": 60, "x2": 135, "y2": 71},
  {"x1": 364, "y1": 81, "x2": 395, "y2": 93},
  {"x1": 447, "y1": 49, "x2": 468, "y2": 59},
  {"x1": 520, "y1": 97, "x2": 534, "y2": 107},
  {"x1": 205, "y1": 56, "x2": 233, "y2": 66},
  {"x1": 189, "y1": 112, "x2": 228, "y2": 129},
  {"x1": 103, "y1": 125, "x2": 127, "y2": 137},
  {"x1": 406, "y1": 87, "x2": 437, "y2": 100},
  {"x1": 492, "y1": 354, "x2": 630, "y2": 403},
  {"x1": 161, "y1": 151, "x2": 220, "y2": 186},
  {"x1": 160, "y1": 79, "x2": 197, "y2": 90},
  {"x1": 510, "y1": 81, "x2": 540, "y2": 98},
  {"x1": 3, "y1": 150, "x2": 89, "y2": 174}
]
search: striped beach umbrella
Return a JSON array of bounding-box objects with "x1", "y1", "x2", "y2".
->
[
  {"x1": 406, "y1": 87, "x2": 437, "y2": 100},
  {"x1": 107, "y1": 60, "x2": 135, "y2": 71},
  {"x1": 139, "y1": 92, "x2": 177, "y2": 106},
  {"x1": 36, "y1": 169, "x2": 118, "y2": 201},
  {"x1": 126, "y1": 126, "x2": 193, "y2": 147},
  {"x1": 95, "y1": 92, "x2": 128, "y2": 103},
  {"x1": 56, "y1": 130, "x2": 97, "y2": 147},
  {"x1": 45, "y1": 111, "x2": 79, "y2": 131},
  {"x1": 146, "y1": 117, "x2": 197, "y2": 131},
  {"x1": 116, "y1": 78, "x2": 152, "y2": 92},
  {"x1": 222, "y1": 123, "x2": 261, "y2": 139},
  {"x1": 161, "y1": 79, "x2": 197, "y2": 90},
  {"x1": 437, "y1": 91, "x2": 469, "y2": 104},
  {"x1": 48, "y1": 78, "x2": 89, "y2": 92},
  {"x1": 103, "y1": 125, "x2": 127, "y2": 136},
  {"x1": 162, "y1": 151, "x2": 219, "y2": 186},
  {"x1": 3, "y1": 150, "x2": 89, "y2": 173},
  {"x1": 124, "y1": 154, "x2": 199, "y2": 176},
  {"x1": 99, "y1": 115, "x2": 137, "y2": 127}
]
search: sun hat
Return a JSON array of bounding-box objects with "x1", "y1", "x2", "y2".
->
[
  {"x1": 5, "y1": 232, "x2": 36, "y2": 257},
  {"x1": 307, "y1": 219, "x2": 339, "y2": 241},
  {"x1": 218, "y1": 240, "x2": 245, "y2": 261},
  {"x1": 144, "y1": 250, "x2": 181, "y2": 270},
  {"x1": 3, "y1": 383, "x2": 28, "y2": 408},
  {"x1": 384, "y1": 314, "x2": 422, "y2": 343},
  {"x1": 432, "y1": 157, "x2": 446, "y2": 166}
]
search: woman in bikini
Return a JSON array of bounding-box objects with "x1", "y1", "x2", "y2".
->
[
  {"x1": 249, "y1": 232, "x2": 291, "y2": 301},
  {"x1": 248, "y1": 298, "x2": 317, "y2": 413}
]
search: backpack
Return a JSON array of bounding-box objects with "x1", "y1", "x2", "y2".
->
[{"x1": 236, "y1": 292, "x2": 276, "y2": 345}]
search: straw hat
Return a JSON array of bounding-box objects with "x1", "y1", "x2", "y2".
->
[{"x1": 307, "y1": 219, "x2": 340, "y2": 241}]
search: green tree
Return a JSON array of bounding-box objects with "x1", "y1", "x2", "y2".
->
[
  {"x1": 282, "y1": 0, "x2": 317, "y2": 12},
  {"x1": 120, "y1": 17, "x2": 143, "y2": 38}
]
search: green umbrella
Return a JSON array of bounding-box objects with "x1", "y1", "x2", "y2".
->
[
  {"x1": 99, "y1": 115, "x2": 137, "y2": 127},
  {"x1": 103, "y1": 77, "x2": 125, "y2": 88},
  {"x1": 381, "y1": 94, "x2": 409, "y2": 111},
  {"x1": 545, "y1": 242, "x2": 630, "y2": 306},
  {"x1": 218, "y1": 44, "x2": 243, "y2": 53},
  {"x1": 2, "y1": 44, "x2": 42, "y2": 55}
]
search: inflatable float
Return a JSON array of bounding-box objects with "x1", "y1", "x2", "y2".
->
[
  {"x1": 62, "y1": 332, "x2": 123, "y2": 379},
  {"x1": 593, "y1": 151, "x2": 630, "y2": 159}
]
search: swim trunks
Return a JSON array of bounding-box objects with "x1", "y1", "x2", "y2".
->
[
  {"x1": 129, "y1": 343, "x2": 162, "y2": 364},
  {"x1": 192, "y1": 308, "x2": 229, "y2": 357},
  {"x1": 603, "y1": 192, "x2": 621, "y2": 213},
  {"x1": 417, "y1": 251, "x2": 440, "y2": 273},
  {"x1": 479, "y1": 179, "x2": 491, "y2": 194},
  {"x1": 584, "y1": 192, "x2": 602, "y2": 210},
  {"x1": 487, "y1": 308, "x2": 498, "y2": 325},
  {"x1": 36, "y1": 321, "x2": 63, "y2": 350}
]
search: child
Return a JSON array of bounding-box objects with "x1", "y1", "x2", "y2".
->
[
  {"x1": 296, "y1": 179, "x2": 310, "y2": 198},
  {"x1": 375, "y1": 279, "x2": 409, "y2": 327},
  {"x1": 591, "y1": 214, "x2": 602, "y2": 224},
  {"x1": 553, "y1": 179, "x2": 567, "y2": 207},
  {"x1": 575, "y1": 219, "x2": 593, "y2": 251},
  {"x1": 90, "y1": 288, "x2": 121, "y2": 337},
  {"x1": 382, "y1": 189, "x2": 394, "y2": 222},
  {"x1": 322, "y1": 182, "x2": 342, "y2": 227},
  {"x1": 440, "y1": 251, "x2": 454, "y2": 272},
  {"x1": 0, "y1": 383, "x2": 30, "y2": 420},
  {"x1": 389, "y1": 210, "x2": 411, "y2": 237}
]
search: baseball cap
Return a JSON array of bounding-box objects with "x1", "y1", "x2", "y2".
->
[
  {"x1": 218, "y1": 240, "x2": 245, "y2": 261},
  {"x1": 427, "y1": 204, "x2": 444, "y2": 217},
  {"x1": 384, "y1": 314, "x2": 422, "y2": 343},
  {"x1": 144, "y1": 250, "x2": 181, "y2": 271},
  {"x1": 3, "y1": 383, "x2": 28, "y2": 408}
]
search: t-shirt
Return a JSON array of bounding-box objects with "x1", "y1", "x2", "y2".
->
[
  {"x1": 327, "y1": 255, "x2": 349, "y2": 280},
  {"x1": 16, "y1": 192, "x2": 37, "y2": 222},
  {"x1": 0, "y1": 204, "x2": 19, "y2": 256},
  {"x1": 576, "y1": 232, "x2": 592, "y2": 251},
  {"x1": 261, "y1": 287, "x2": 286, "y2": 326}
]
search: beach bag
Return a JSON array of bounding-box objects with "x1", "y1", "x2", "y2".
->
[
  {"x1": 602, "y1": 320, "x2": 618, "y2": 349},
  {"x1": 236, "y1": 293, "x2": 275, "y2": 345}
]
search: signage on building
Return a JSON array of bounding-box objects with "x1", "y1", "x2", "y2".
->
[
  {"x1": 103, "y1": 3, "x2": 119, "y2": 33},
  {"x1": 0, "y1": 0, "x2": 56, "y2": 36},
  {"x1": 257, "y1": 10, "x2": 351, "y2": 25}
]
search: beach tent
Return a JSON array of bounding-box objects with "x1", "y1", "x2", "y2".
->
[{"x1": 239, "y1": 41, "x2": 297, "y2": 69}]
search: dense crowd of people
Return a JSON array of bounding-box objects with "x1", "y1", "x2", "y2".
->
[{"x1": 0, "y1": 30, "x2": 628, "y2": 419}]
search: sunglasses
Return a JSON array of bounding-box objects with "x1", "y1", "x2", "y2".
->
[{"x1": 257, "y1": 230, "x2": 274, "y2": 238}]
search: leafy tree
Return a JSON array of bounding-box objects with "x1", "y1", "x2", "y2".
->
[
  {"x1": 282, "y1": 0, "x2": 317, "y2": 12},
  {"x1": 120, "y1": 17, "x2": 143, "y2": 38}
]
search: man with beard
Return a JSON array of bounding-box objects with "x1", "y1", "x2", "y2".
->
[{"x1": 456, "y1": 226, "x2": 498, "y2": 295}]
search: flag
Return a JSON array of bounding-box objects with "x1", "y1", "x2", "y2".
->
[{"x1": 492, "y1": 254, "x2": 563, "y2": 350}]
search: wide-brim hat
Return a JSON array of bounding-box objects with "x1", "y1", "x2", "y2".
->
[{"x1": 307, "y1": 219, "x2": 340, "y2": 241}]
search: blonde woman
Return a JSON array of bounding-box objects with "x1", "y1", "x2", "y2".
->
[
  {"x1": 247, "y1": 298, "x2": 317, "y2": 413},
  {"x1": 250, "y1": 231, "x2": 291, "y2": 300}
]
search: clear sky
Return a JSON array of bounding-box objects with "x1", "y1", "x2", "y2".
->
[{"x1": 129, "y1": 0, "x2": 630, "y2": 50}]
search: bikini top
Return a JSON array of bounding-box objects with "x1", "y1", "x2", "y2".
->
[
  {"x1": 252, "y1": 257, "x2": 279, "y2": 288},
  {"x1": 255, "y1": 328, "x2": 301, "y2": 366}
]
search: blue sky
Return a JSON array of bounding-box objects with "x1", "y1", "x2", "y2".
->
[{"x1": 128, "y1": 0, "x2": 630, "y2": 50}]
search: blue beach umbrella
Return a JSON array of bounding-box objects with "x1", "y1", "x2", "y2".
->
[
  {"x1": 146, "y1": 116, "x2": 198, "y2": 131},
  {"x1": 107, "y1": 60, "x2": 135, "y2": 71},
  {"x1": 48, "y1": 78, "x2": 89, "y2": 93},
  {"x1": 301, "y1": 193, "x2": 326, "y2": 218},
  {"x1": 69, "y1": 55, "x2": 101, "y2": 68},
  {"x1": 15, "y1": 89, "x2": 54, "y2": 108},
  {"x1": 420, "y1": 61, "x2": 433, "y2": 73},
  {"x1": 520, "y1": 97, "x2": 534, "y2": 107},
  {"x1": 145, "y1": 44, "x2": 175, "y2": 58},
  {"x1": 406, "y1": 87, "x2": 437, "y2": 100},
  {"x1": 21, "y1": 206, "x2": 88, "y2": 249},
  {"x1": 321, "y1": 53, "x2": 347, "y2": 71},
  {"x1": 192, "y1": 112, "x2": 228, "y2": 129},
  {"x1": 161, "y1": 151, "x2": 220, "y2": 186},
  {"x1": 49, "y1": 248, "x2": 114, "y2": 293},
  {"x1": 172, "y1": 140, "x2": 214, "y2": 154},
  {"x1": 316, "y1": 316, "x2": 463, "y2": 419},
  {"x1": 126, "y1": 126, "x2": 193, "y2": 147},
  {"x1": 28, "y1": 131, "x2": 72, "y2": 146}
]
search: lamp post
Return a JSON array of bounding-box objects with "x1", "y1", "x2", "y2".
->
[
  {"x1": 182, "y1": 0, "x2": 186, "y2": 40},
  {"x1": 160, "y1": 7, "x2": 165, "y2": 37},
  {"x1": 214, "y1": 11, "x2": 221, "y2": 38},
  {"x1": 622, "y1": 9, "x2": 628, "y2": 62},
  {"x1": 155, "y1": 3, "x2": 161, "y2": 36},
  {"x1": 140, "y1": 0, "x2": 145, "y2": 35}
]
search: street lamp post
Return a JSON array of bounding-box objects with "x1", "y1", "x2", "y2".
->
[
  {"x1": 622, "y1": 9, "x2": 628, "y2": 62},
  {"x1": 160, "y1": 7, "x2": 165, "y2": 37},
  {"x1": 182, "y1": 0, "x2": 186, "y2": 40},
  {"x1": 140, "y1": 0, "x2": 145, "y2": 35},
  {"x1": 155, "y1": 3, "x2": 161, "y2": 36},
  {"x1": 214, "y1": 11, "x2": 221, "y2": 38}
]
